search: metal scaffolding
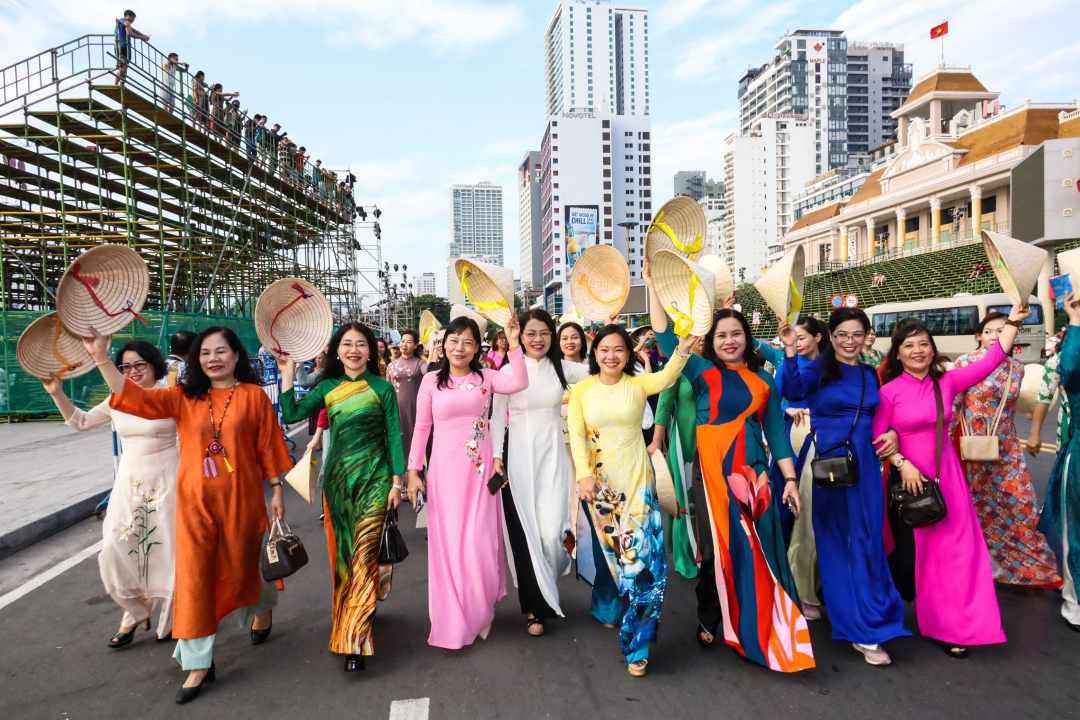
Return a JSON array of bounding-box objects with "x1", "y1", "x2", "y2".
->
[{"x1": 0, "y1": 33, "x2": 359, "y2": 324}]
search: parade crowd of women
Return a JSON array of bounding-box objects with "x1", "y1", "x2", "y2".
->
[{"x1": 42, "y1": 265, "x2": 1080, "y2": 703}]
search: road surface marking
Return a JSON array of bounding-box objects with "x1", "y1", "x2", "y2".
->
[
  {"x1": 287, "y1": 424, "x2": 308, "y2": 438},
  {"x1": 0, "y1": 540, "x2": 102, "y2": 612},
  {"x1": 389, "y1": 698, "x2": 430, "y2": 720}
]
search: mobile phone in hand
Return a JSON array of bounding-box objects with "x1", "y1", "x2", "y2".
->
[
  {"x1": 487, "y1": 471, "x2": 506, "y2": 496},
  {"x1": 413, "y1": 490, "x2": 425, "y2": 513},
  {"x1": 786, "y1": 494, "x2": 800, "y2": 518}
]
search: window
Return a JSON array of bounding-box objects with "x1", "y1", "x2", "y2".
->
[{"x1": 989, "y1": 304, "x2": 1043, "y2": 325}]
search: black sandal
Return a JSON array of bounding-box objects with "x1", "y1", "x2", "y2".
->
[
  {"x1": 108, "y1": 629, "x2": 136, "y2": 649},
  {"x1": 696, "y1": 624, "x2": 715, "y2": 648},
  {"x1": 527, "y1": 617, "x2": 545, "y2": 637},
  {"x1": 932, "y1": 639, "x2": 968, "y2": 659}
]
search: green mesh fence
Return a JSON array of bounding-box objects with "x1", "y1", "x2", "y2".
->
[{"x1": 0, "y1": 311, "x2": 258, "y2": 416}]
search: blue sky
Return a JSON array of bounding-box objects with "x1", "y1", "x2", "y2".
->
[{"x1": 2, "y1": 0, "x2": 1077, "y2": 297}]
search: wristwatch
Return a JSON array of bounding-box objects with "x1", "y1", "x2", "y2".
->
[
  {"x1": 893, "y1": 457, "x2": 906, "y2": 470},
  {"x1": 784, "y1": 476, "x2": 799, "y2": 487},
  {"x1": 674, "y1": 348, "x2": 691, "y2": 359}
]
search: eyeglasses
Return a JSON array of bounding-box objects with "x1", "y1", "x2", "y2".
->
[
  {"x1": 523, "y1": 331, "x2": 552, "y2": 340},
  {"x1": 117, "y1": 361, "x2": 149, "y2": 374},
  {"x1": 833, "y1": 332, "x2": 866, "y2": 343}
]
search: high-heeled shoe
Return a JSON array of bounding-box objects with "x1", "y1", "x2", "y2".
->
[
  {"x1": 344, "y1": 654, "x2": 366, "y2": 672},
  {"x1": 250, "y1": 619, "x2": 272, "y2": 645},
  {"x1": 174, "y1": 662, "x2": 215, "y2": 704},
  {"x1": 108, "y1": 618, "x2": 150, "y2": 649}
]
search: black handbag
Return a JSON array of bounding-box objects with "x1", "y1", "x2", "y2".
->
[
  {"x1": 378, "y1": 507, "x2": 409, "y2": 564},
  {"x1": 889, "y1": 379, "x2": 948, "y2": 528},
  {"x1": 261, "y1": 519, "x2": 309, "y2": 581},
  {"x1": 811, "y1": 364, "x2": 866, "y2": 489}
]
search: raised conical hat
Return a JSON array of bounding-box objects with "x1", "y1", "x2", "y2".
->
[
  {"x1": 755, "y1": 246, "x2": 806, "y2": 323},
  {"x1": 16, "y1": 312, "x2": 96, "y2": 380},
  {"x1": 569, "y1": 244, "x2": 630, "y2": 321},
  {"x1": 454, "y1": 259, "x2": 515, "y2": 327},
  {"x1": 451, "y1": 303, "x2": 488, "y2": 337},
  {"x1": 418, "y1": 310, "x2": 442, "y2": 355},
  {"x1": 651, "y1": 249, "x2": 717, "y2": 336},
  {"x1": 651, "y1": 448, "x2": 679, "y2": 517},
  {"x1": 695, "y1": 253, "x2": 735, "y2": 303},
  {"x1": 55, "y1": 244, "x2": 150, "y2": 337},
  {"x1": 1016, "y1": 363, "x2": 1045, "y2": 417},
  {"x1": 1058, "y1": 246, "x2": 1080, "y2": 295},
  {"x1": 645, "y1": 197, "x2": 707, "y2": 262},
  {"x1": 560, "y1": 305, "x2": 585, "y2": 328},
  {"x1": 254, "y1": 278, "x2": 333, "y2": 362},
  {"x1": 982, "y1": 230, "x2": 1047, "y2": 306}
]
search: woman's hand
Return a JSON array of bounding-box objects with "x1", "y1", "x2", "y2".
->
[
  {"x1": 777, "y1": 317, "x2": 797, "y2": 349},
  {"x1": 505, "y1": 316, "x2": 520, "y2": 350},
  {"x1": 407, "y1": 469, "x2": 426, "y2": 505},
  {"x1": 723, "y1": 294, "x2": 736, "y2": 310},
  {"x1": 1063, "y1": 291, "x2": 1079, "y2": 326},
  {"x1": 676, "y1": 333, "x2": 700, "y2": 357},
  {"x1": 899, "y1": 461, "x2": 925, "y2": 496},
  {"x1": 605, "y1": 311, "x2": 621, "y2": 326},
  {"x1": 492, "y1": 457, "x2": 505, "y2": 476},
  {"x1": 387, "y1": 477, "x2": 403, "y2": 510},
  {"x1": 41, "y1": 373, "x2": 63, "y2": 396},
  {"x1": 1026, "y1": 434, "x2": 1043, "y2": 457},
  {"x1": 80, "y1": 326, "x2": 111, "y2": 363},
  {"x1": 781, "y1": 481, "x2": 802, "y2": 516},
  {"x1": 641, "y1": 258, "x2": 654, "y2": 289},
  {"x1": 270, "y1": 483, "x2": 285, "y2": 520},
  {"x1": 646, "y1": 439, "x2": 663, "y2": 455},
  {"x1": 873, "y1": 430, "x2": 899, "y2": 458},
  {"x1": 578, "y1": 475, "x2": 599, "y2": 502},
  {"x1": 1008, "y1": 301, "x2": 1031, "y2": 325},
  {"x1": 786, "y1": 407, "x2": 810, "y2": 428}
]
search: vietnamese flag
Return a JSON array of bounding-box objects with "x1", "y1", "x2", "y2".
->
[{"x1": 930, "y1": 21, "x2": 949, "y2": 38}]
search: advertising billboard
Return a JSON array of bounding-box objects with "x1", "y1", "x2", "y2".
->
[{"x1": 565, "y1": 205, "x2": 599, "y2": 272}]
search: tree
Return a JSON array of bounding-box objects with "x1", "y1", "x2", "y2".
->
[{"x1": 410, "y1": 294, "x2": 451, "y2": 329}]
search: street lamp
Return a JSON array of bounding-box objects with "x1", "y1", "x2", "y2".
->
[{"x1": 616, "y1": 220, "x2": 639, "y2": 259}]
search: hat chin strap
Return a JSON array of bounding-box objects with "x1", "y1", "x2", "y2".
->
[
  {"x1": 68, "y1": 263, "x2": 149, "y2": 327},
  {"x1": 50, "y1": 317, "x2": 83, "y2": 377},
  {"x1": 668, "y1": 274, "x2": 700, "y2": 337},
  {"x1": 269, "y1": 282, "x2": 313, "y2": 356},
  {"x1": 460, "y1": 264, "x2": 509, "y2": 312}
]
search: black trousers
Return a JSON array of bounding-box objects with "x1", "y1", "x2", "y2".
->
[
  {"x1": 501, "y1": 483, "x2": 557, "y2": 619},
  {"x1": 691, "y1": 457, "x2": 724, "y2": 633}
]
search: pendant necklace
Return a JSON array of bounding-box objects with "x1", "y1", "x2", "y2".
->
[{"x1": 204, "y1": 381, "x2": 238, "y2": 477}]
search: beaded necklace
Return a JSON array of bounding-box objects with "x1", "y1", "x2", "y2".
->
[{"x1": 203, "y1": 381, "x2": 237, "y2": 477}]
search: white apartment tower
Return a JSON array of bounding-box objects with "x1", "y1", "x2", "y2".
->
[
  {"x1": 724, "y1": 114, "x2": 816, "y2": 280},
  {"x1": 544, "y1": 2, "x2": 650, "y2": 117},
  {"x1": 412, "y1": 273, "x2": 436, "y2": 297},
  {"x1": 846, "y1": 42, "x2": 911, "y2": 154},
  {"x1": 447, "y1": 182, "x2": 504, "y2": 292},
  {"x1": 518, "y1": 151, "x2": 544, "y2": 291}
]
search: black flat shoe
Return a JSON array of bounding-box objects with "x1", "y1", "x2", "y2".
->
[
  {"x1": 251, "y1": 621, "x2": 272, "y2": 645},
  {"x1": 175, "y1": 662, "x2": 215, "y2": 705},
  {"x1": 1067, "y1": 619, "x2": 1080, "y2": 633},
  {"x1": 344, "y1": 654, "x2": 366, "y2": 672},
  {"x1": 108, "y1": 629, "x2": 136, "y2": 649},
  {"x1": 932, "y1": 639, "x2": 968, "y2": 659},
  {"x1": 696, "y1": 624, "x2": 715, "y2": 648},
  {"x1": 156, "y1": 633, "x2": 173, "y2": 643}
]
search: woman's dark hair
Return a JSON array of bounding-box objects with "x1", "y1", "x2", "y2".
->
[
  {"x1": 375, "y1": 338, "x2": 391, "y2": 364},
  {"x1": 795, "y1": 315, "x2": 827, "y2": 348},
  {"x1": 701, "y1": 309, "x2": 764, "y2": 371},
  {"x1": 973, "y1": 310, "x2": 1009, "y2": 349},
  {"x1": 490, "y1": 329, "x2": 509, "y2": 357},
  {"x1": 587, "y1": 324, "x2": 637, "y2": 377},
  {"x1": 520, "y1": 309, "x2": 569, "y2": 390},
  {"x1": 820, "y1": 308, "x2": 870, "y2": 386},
  {"x1": 180, "y1": 326, "x2": 260, "y2": 398},
  {"x1": 212, "y1": 83, "x2": 222, "y2": 92},
  {"x1": 114, "y1": 340, "x2": 167, "y2": 381},
  {"x1": 400, "y1": 329, "x2": 419, "y2": 345},
  {"x1": 323, "y1": 322, "x2": 380, "y2": 380},
  {"x1": 879, "y1": 317, "x2": 949, "y2": 384},
  {"x1": 436, "y1": 316, "x2": 485, "y2": 390},
  {"x1": 558, "y1": 322, "x2": 587, "y2": 362}
]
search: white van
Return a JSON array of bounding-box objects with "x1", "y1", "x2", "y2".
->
[{"x1": 868, "y1": 293, "x2": 1046, "y2": 363}]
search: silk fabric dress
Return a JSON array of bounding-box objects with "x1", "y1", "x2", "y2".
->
[
  {"x1": 386, "y1": 355, "x2": 427, "y2": 466},
  {"x1": 871, "y1": 343, "x2": 1009, "y2": 646},
  {"x1": 489, "y1": 356, "x2": 590, "y2": 617},
  {"x1": 280, "y1": 372, "x2": 405, "y2": 655},
  {"x1": 407, "y1": 349, "x2": 528, "y2": 648}
]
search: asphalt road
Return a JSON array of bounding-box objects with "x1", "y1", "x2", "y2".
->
[{"x1": 0, "y1": 421, "x2": 1077, "y2": 720}]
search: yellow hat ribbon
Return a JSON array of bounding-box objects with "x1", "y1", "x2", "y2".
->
[
  {"x1": 420, "y1": 320, "x2": 434, "y2": 343},
  {"x1": 787, "y1": 278, "x2": 803, "y2": 323},
  {"x1": 50, "y1": 317, "x2": 83, "y2": 378},
  {"x1": 667, "y1": 274, "x2": 700, "y2": 337},
  {"x1": 649, "y1": 210, "x2": 704, "y2": 260},
  {"x1": 460, "y1": 264, "x2": 509, "y2": 311},
  {"x1": 577, "y1": 271, "x2": 626, "y2": 305}
]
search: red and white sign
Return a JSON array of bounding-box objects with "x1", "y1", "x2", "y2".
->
[
  {"x1": 844, "y1": 294, "x2": 859, "y2": 308},
  {"x1": 830, "y1": 294, "x2": 844, "y2": 308}
]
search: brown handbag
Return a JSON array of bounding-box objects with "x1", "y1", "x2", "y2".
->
[{"x1": 959, "y1": 363, "x2": 1013, "y2": 462}]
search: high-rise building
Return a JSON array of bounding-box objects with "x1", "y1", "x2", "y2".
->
[
  {"x1": 518, "y1": 151, "x2": 544, "y2": 293},
  {"x1": 674, "y1": 170, "x2": 705, "y2": 200},
  {"x1": 738, "y1": 30, "x2": 910, "y2": 176},
  {"x1": 544, "y1": 3, "x2": 650, "y2": 118},
  {"x1": 724, "y1": 113, "x2": 816, "y2": 280},
  {"x1": 412, "y1": 272, "x2": 437, "y2": 297},
  {"x1": 447, "y1": 182, "x2": 503, "y2": 292},
  {"x1": 846, "y1": 43, "x2": 912, "y2": 155},
  {"x1": 698, "y1": 195, "x2": 729, "y2": 268},
  {"x1": 538, "y1": 107, "x2": 652, "y2": 315},
  {"x1": 703, "y1": 177, "x2": 724, "y2": 199}
]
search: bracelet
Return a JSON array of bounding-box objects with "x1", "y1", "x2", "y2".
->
[
  {"x1": 784, "y1": 476, "x2": 798, "y2": 487},
  {"x1": 95, "y1": 358, "x2": 111, "y2": 366},
  {"x1": 674, "y1": 348, "x2": 691, "y2": 359},
  {"x1": 392, "y1": 484, "x2": 407, "y2": 492},
  {"x1": 270, "y1": 480, "x2": 282, "y2": 487},
  {"x1": 1006, "y1": 319, "x2": 1023, "y2": 328}
]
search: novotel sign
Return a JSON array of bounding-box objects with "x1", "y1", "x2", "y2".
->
[{"x1": 560, "y1": 108, "x2": 598, "y2": 119}]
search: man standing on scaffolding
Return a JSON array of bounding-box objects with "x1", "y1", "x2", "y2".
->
[
  {"x1": 161, "y1": 52, "x2": 188, "y2": 112},
  {"x1": 114, "y1": 10, "x2": 149, "y2": 83}
]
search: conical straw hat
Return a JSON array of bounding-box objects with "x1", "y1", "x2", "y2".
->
[
  {"x1": 695, "y1": 253, "x2": 735, "y2": 303},
  {"x1": 1015, "y1": 363, "x2": 1045, "y2": 417},
  {"x1": 1058, "y1": 246, "x2": 1080, "y2": 295},
  {"x1": 982, "y1": 230, "x2": 1047, "y2": 306},
  {"x1": 559, "y1": 305, "x2": 585, "y2": 328},
  {"x1": 254, "y1": 278, "x2": 333, "y2": 362},
  {"x1": 645, "y1": 197, "x2": 707, "y2": 263},
  {"x1": 16, "y1": 312, "x2": 96, "y2": 380},
  {"x1": 451, "y1": 303, "x2": 488, "y2": 337},
  {"x1": 651, "y1": 249, "x2": 717, "y2": 336},
  {"x1": 447, "y1": 258, "x2": 466, "y2": 305},
  {"x1": 755, "y1": 246, "x2": 806, "y2": 323},
  {"x1": 55, "y1": 244, "x2": 150, "y2": 337},
  {"x1": 418, "y1": 310, "x2": 442, "y2": 355},
  {"x1": 569, "y1": 244, "x2": 630, "y2": 321},
  {"x1": 454, "y1": 259, "x2": 515, "y2": 327},
  {"x1": 651, "y1": 448, "x2": 679, "y2": 517}
]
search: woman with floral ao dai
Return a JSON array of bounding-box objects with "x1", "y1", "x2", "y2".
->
[
  {"x1": 407, "y1": 315, "x2": 528, "y2": 648},
  {"x1": 43, "y1": 340, "x2": 178, "y2": 648},
  {"x1": 569, "y1": 323, "x2": 695, "y2": 677}
]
